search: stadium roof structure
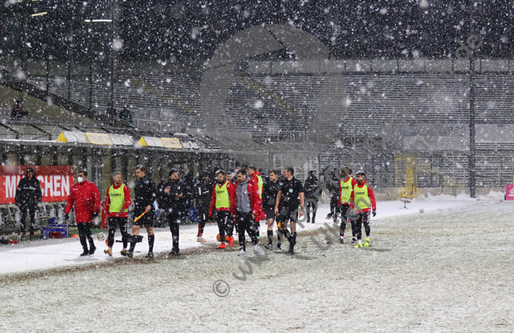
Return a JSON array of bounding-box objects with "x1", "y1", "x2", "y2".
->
[
  {"x1": 0, "y1": 119, "x2": 288, "y2": 165},
  {"x1": 0, "y1": 118, "x2": 220, "y2": 150},
  {"x1": 1, "y1": 0, "x2": 512, "y2": 63}
]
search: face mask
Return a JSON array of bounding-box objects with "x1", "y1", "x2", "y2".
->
[{"x1": 77, "y1": 177, "x2": 84, "y2": 183}]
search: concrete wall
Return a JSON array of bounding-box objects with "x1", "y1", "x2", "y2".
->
[
  {"x1": 373, "y1": 186, "x2": 505, "y2": 201},
  {"x1": 319, "y1": 186, "x2": 506, "y2": 203}
]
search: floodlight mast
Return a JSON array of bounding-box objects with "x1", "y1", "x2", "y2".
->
[{"x1": 469, "y1": 57, "x2": 476, "y2": 199}]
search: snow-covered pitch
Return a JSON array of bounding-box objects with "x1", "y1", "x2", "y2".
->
[{"x1": 1, "y1": 193, "x2": 513, "y2": 332}]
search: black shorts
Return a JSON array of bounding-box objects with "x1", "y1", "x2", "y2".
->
[
  {"x1": 276, "y1": 206, "x2": 298, "y2": 224},
  {"x1": 197, "y1": 205, "x2": 210, "y2": 221},
  {"x1": 133, "y1": 208, "x2": 154, "y2": 227},
  {"x1": 263, "y1": 206, "x2": 275, "y2": 220}
]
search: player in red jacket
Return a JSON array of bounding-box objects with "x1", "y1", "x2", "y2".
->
[
  {"x1": 247, "y1": 166, "x2": 264, "y2": 207},
  {"x1": 247, "y1": 166, "x2": 264, "y2": 240},
  {"x1": 64, "y1": 170, "x2": 101, "y2": 256},
  {"x1": 349, "y1": 170, "x2": 376, "y2": 248},
  {"x1": 209, "y1": 170, "x2": 236, "y2": 249}
]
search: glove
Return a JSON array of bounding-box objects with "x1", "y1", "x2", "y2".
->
[
  {"x1": 64, "y1": 213, "x2": 69, "y2": 220},
  {"x1": 92, "y1": 212, "x2": 99, "y2": 218},
  {"x1": 372, "y1": 210, "x2": 376, "y2": 217}
]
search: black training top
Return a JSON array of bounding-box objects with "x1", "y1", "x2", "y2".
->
[
  {"x1": 262, "y1": 179, "x2": 280, "y2": 208},
  {"x1": 278, "y1": 177, "x2": 303, "y2": 208},
  {"x1": 134, "y1": 176, "x2": 157, "y2": 210},
  {"x1": 15, "y1": 176, "x2": 42, "y2": 206},
  {"x1": 194, "y1": 177, "x2": 214, "y2": 208},
  {"x1": 156, "y1": 179, "x2": 185, "y2": 211}
]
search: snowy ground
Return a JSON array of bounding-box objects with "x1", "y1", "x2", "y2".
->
[{"x1": 1, "y1": 194, "x2": 513, "y2": 332}]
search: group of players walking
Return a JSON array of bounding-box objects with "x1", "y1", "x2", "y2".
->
[
  {"x1": 205, "y1": 166, "x2": 303, "y2": 256},
  {"x1": 332, "y1": 167, "x2": 377, "y2": 247},
  {"x1": 63, "y1": 165, "x2": 181, "y2": 257},
  {"x1": 58, "y1": 164, "x2": 377, "y2": 257}
]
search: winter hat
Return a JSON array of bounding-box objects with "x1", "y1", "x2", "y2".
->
[
  {"x1": 169, "y1": 168, "x2": 179, "y2": 176},
  {"x1": 26, "y1": 167, "x2": 35, "y2": 176},
  {"x1": 355, "y1": 170, "x2": 365, "y2": 176}
]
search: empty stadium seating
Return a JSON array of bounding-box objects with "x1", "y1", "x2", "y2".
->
[{"x1": 5, "y1": 61, "x2": 514, "y2": 189}]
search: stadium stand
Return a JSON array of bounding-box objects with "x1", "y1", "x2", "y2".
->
[{"x1": 3, "y1": 34, "x2": 514, "y2": 192}]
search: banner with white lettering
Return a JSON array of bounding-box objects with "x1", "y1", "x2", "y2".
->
[{"x1": 0, "y1": 166, "x2": 74, "y2": 204}]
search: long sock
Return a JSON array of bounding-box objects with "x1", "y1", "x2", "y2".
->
[
  {"x1": 267, "y1": 230, "x2": 273, "y2": 245},
  {"x1": 277, "y1": 231, "x2": 283, "y2": 247},
  {"x1": 148, "y1": 235, "x2": 155, "y2": 253},
  {"x1": 284, "y1": 230, "x2": 292, "y2": 243},
  {"x1": 288, "y1": 231, "x2": 297, "y2": 254},
  {"x1": 129, "y1": 237, "x2": 136, "y2": 252}
]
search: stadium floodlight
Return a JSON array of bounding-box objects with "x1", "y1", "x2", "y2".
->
[
  {"x1": 84, "y1": 19, "x2": 112, "y2": 23},
  {"x1": 31, "y1": 12, "x2": 47, "y2": 17}
]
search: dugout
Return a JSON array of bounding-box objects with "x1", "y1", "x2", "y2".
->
[{"x1": 0, "y1": 118, "x2": 239, "y2": 234}]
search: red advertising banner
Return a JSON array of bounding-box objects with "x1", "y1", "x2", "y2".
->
[
  {"x1": 0, "y1": 165, "x2": 75, "y2": 204},
  {"x1": 506, "y1": 184, "x2": 513, "y2": 201}
]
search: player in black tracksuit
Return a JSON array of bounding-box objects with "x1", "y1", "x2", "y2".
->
[
  {"x1": 262, "y1": 170, "x2": 281, "y2": 249},
  {"x1": 195, "y1": 170, "x2": 213, "y2": 241},
  {"x1": 15, "y1": 167, "x2": 42, "y2": 240},
  {"x1": 128, "y1": 165, "x2": 157, "y2": 257},
  {"x1": 327, "y1": 178, "x2": 340, "y2": 222},
  {"x1": 274, "y1": 167, "x2": 304, "y2": 255},
  {"x1": 157, "y1": 169, "x2": 185, "y2": 255},
  {"x1": 182, "y1": 173, "x2": 196, "y2": 222},
  {"x1": 304, "y1": 171, "x2": 320, "y2": 223}
]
